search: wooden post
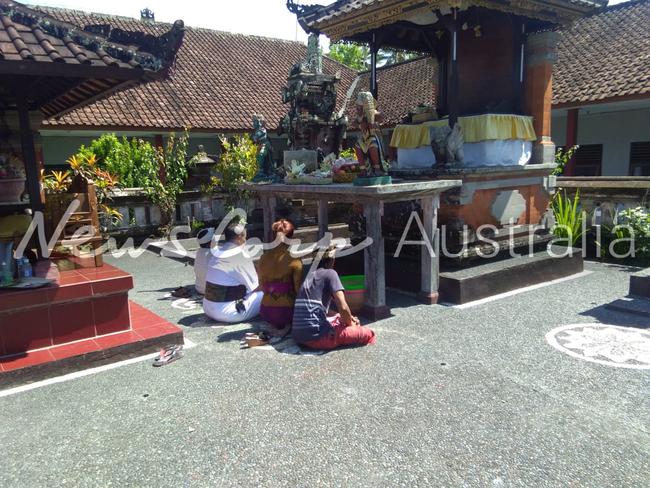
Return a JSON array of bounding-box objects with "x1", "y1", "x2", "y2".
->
[
  {"x1": 513, "y1": 19, "x2": 526, "y2": 114},
  {"x1": 362, "y1": 201, "x2": 390, "y2": 320},
  {"x1": 448, "y1": 9, "x2": 459, "y2": 128},
  {"x1": 564, "y1": 108, "x2": 579, "y2": 176},
  {"x1": 370, "y1": 33, "x2": 379, "y2": 100},
  {"x1": 15, "y1": 91, "x2": 44, "y2": 212},
  {"x1": 317, "y1": 198, "x2": 329, "y2": 240},
  {"x1": 261, "y1": 196, "x2": 276, "y2": 242},
  {"x1": 419, "y1": 195, "x2": 440, "y2": 304}
]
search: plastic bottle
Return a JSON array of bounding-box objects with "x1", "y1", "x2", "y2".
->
[
  {"x1": 0, "y1": 261, "x2": 13, "y2": 286},
  {"x1": 22, "y1": 257, "x2": 32, "y2": 279},
  {"x1": 16, "y1": 257, "x2": 23, "y2": 280}
]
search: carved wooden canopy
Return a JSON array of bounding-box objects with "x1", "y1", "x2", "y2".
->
[{"x1": 288, "y1": 0, "x2": 606, "y2": 42}]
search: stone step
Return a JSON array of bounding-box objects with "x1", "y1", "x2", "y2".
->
[
  {"x1": 630, "y1": 268, "x2": 650, "y2": 298},
  {"x1": 606, "y1": 297, "x2": 650, "y2": 318},
  {"x1": 439, "y1": 246, "x2": 584, "y2": 304}
]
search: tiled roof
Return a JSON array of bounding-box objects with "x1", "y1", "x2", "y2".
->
[
  {"x1": 553, "y1": 0, "x2": 650, "y2": 106},
  {"x1": 0, "y1": 0, "x2": 181, "y2": 70},
  {"x1": 0, "y1": 0, "x2": 184, "y2": 118},
  {"x1": 345, "y1": 57, "x2": 437, "y2": 128},
  {"x1": 40, "y1": 7, "x2": 357, "y2": 132},
  {"x1": 288, "y1": 0, "x2": 606, "y2": 33}
]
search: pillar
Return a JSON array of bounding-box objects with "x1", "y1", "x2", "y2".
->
[
  {"x1": 261, "y1": 195, "x2": 276, "y2": 242},
  {"x1": 16, "y1": 92, "x2": 44, "y2": 212},
  {"x1": 419, "y1": 195, "x2": 440, "y2": 305},
  {"x1": 317, "y1": 198, "x2": 329, "y2": 240},
  {"x1": 370, "y1": 33, "x2": 379, "y2": 100},
  {"x1": 524, "y1": 31, "x2": 560, "y2": 165},
  {"x1": 563, "y1": 108, "x2": 579, "y2": 176},
  {"x1": 362, "y1": 201, "x2": 390, "y2": 321}
]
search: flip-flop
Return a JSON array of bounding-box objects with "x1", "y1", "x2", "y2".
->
[
  {"x1": 171, "y1": 287, "x2": 191, "y2": 298},
  {"x1": 244, "y1": 336, "x2": 269, "y2": 348},
  {"x1": 153, "y1": 345, "x2": 184, "y2": 366}
]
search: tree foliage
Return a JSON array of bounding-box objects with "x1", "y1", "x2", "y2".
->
[
  {"x1": 328, "y1": 42, "x2": 420, "y2": 70},
  {"x1": 202, "y1": 135, "x2": 258, "y2": 210},
  {"x1": 142, "y1": 131, "x2": 198, "y2": 223},
  {"x1": 328, "y1": 42, "x2": 369, "y2": 70}
]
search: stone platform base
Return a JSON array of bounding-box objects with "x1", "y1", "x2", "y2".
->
[
  {"x1": 0, "y1": 301, "x2": 183, "y2": 389},
  {"x1": 630, "y1": 268, "x2": 650, "y2": 298},
  {"x1": 439, "y1": 246, "x2": 584, "y2": 304}
]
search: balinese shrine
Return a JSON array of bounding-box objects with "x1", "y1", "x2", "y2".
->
[{"x1": 284, "y1": 0, "x2": 603, "y2": 307}]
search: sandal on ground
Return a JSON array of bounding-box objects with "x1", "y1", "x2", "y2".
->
[
  {"x1": 244, "y1": 336, "x2": 269, "y2": 348},
  {"x1": 153, "y1": 345, "x2": 184, "y2": 366},
  {"x1": 240, "y1": 333, "x2": 268, "y2": 348},
  {"x1": 171, "y1": 287, "x2": 191, "y2": 298}
]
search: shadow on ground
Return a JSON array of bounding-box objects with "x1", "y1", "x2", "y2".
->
[{"x1": 580, "y1": 301, "x2": 650, "y2": 329}]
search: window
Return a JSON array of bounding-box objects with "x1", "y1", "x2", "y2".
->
[
  {"x1": 572, "y1": 144, "x2": 602, "y2": 176},
  {"x1": 629, "y1": 141, "x2": 650, "y2": 176}
]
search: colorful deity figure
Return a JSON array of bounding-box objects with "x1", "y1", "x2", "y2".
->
[
  {"x1": 252, "y1": 114, "x2": 278, "y2": 182},
  {"x1": 354, "y1": 92, "x2": 388, "y2": 177}
]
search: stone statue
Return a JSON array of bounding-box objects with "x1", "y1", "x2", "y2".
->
[
  {"x1": 306, "y1": 33, "x2": 322, "y2": 74},
  {"x1": 252, "y1": 114, "x2": 278, "y2": 182},
  {"x1": 354, "y1": 92, "x2": 388, "y2": 177},
  {"x1": 446, "y1": 123, "x2": 465, "y2": 166},
  {"x1": 430, "y1": 123, "x2": 464, "y2": 167}
]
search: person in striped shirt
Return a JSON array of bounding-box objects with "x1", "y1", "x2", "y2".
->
[{"x1": 292, "y1": 246, "x2": 376, "y2": 350}]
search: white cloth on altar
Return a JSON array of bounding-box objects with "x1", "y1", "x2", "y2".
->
[
  {"x1": 396, "y1": 147, "x2": 436, "y2": 169},
  {"x1": 463, "y1": 139, "x2": 532, "y2": 167}
]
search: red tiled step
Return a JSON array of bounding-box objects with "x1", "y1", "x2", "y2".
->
[{"x1": 0, "y1": 301, "x2": 183, "y2": 388}]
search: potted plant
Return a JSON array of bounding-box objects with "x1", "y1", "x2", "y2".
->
[{"x1": 0, "y1": 154, "x2": 26, "y2": 203}]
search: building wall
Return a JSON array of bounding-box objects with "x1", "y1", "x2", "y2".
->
[{"x1": 551, "y1": 107, "x2": 650, "y2": 176}]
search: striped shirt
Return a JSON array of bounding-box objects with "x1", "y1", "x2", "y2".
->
[{"x1": 292, "y1": 268, "x2": 344, "y2": 343}]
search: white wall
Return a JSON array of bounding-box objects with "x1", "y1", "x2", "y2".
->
[{"x1": 552, "y1": 107, "x2": 650, "y2": 176}]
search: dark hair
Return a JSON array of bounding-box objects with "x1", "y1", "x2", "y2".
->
[
  {"x1": 272, "y1": 219, "x2": 295, "y2": 239},
  {"x1": 197, "y1": 228, "x2": 212, "y2": 249},
  {"x1": 317, "y1": 257, "x2": 335, "y2": 270},
  {"x1": 224, "y1": 221, "x2": 245, "y2": 243}
]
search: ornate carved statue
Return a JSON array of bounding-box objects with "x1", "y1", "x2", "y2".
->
[
  {"x1": 252, "y1": 114, "x2": 279, "y2": 182},
  {"x1": 430, "y1": 123, "x2": 464, "y2": 167},
  {"x1": 306, "y1": 33, "x2": 322, "y2": 74},
  {"x1": 354, "y1": 92, "x2": 388, "y2": 177},
  {"x1": 446, "y1": 123, "x2": 465, "y2": 166},
  {"x1": 278, "y1": 34, "x2": 347, "y2": 158}
]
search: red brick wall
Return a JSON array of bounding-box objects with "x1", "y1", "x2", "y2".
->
[{"x1": 455, "y1": 11, "x2": 517, "y2": 115}]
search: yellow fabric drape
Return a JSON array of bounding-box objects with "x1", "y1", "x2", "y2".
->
[{"x1": 389, "y1": 114, "x2": 537, "y2": 148}]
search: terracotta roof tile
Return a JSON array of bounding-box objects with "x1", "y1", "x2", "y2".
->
[
  {"x1": 345, "y1": 57, "x2": 437, "y2": 128},
  {"x1": 40, "y1": 6, "x2": 356, "y2": 132},
  {"x1": 554, "y1": 0, "x2": 650, "y2": 106}
]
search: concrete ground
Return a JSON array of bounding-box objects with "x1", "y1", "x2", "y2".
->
[{"x1": 1, "y1": 250, "x2": 649, "y2": 487}]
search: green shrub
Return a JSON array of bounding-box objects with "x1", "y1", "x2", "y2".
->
[
  {"x1": 551, "y1": 190, "x2": 585, "y2": 246},
  {"x1": 552, "y1": 145, "x2": 579, "y2": 176},
  {"x1": 73, "y1": 134, "x2": 156, "y2": 188},
  {"x1": 605, "y1": 207, "x2": 650, "y2": 259}
]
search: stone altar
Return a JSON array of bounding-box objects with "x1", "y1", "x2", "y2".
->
[{"x1": 244, "y1": 179, "x2": 461, "y2": 320}]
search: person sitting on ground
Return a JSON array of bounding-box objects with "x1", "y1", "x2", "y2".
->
[
  {"x1": 292, "y1": 246, "x2": 376, "y2": 350},
  {"x1": 257, "y1": 219, "x2": 303, "y2": 334},
  {"x1": 203, "y1": 221, "x2": 263, "y2": 324},
  {"x1": 193, "y1": 227, "x2": 214, "y2": 295}
]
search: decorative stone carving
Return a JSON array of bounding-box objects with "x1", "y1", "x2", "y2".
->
[{"x1": 491, "y1": 190, "x2": 527, "y2": 225}]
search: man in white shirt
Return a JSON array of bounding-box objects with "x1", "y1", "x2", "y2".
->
[
  {"x1": 193, "y1": 227, "x2": 214, "y2": 295},
  {"x1": 202, "y1": 222, "x2": 263, "y2": 323}
]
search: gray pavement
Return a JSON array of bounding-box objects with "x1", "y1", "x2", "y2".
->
[{"x1": 1, "y1": 251, "x2": 649, "y2": 487}]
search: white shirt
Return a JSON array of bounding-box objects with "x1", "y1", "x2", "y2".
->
[
  {"x1": 193, "y1": 248, "x2": 212, "y2": 295},
  {"x1": 205, "y1": 242, "x2": 259, "y2": 293}
]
